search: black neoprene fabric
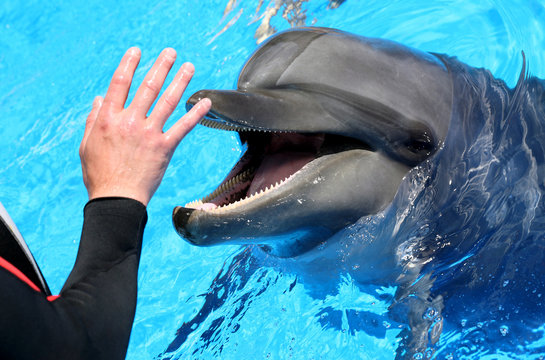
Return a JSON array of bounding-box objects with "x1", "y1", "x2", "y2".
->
[{"x1": 0, "y1": 197, "x2": 147, "y2": 360}]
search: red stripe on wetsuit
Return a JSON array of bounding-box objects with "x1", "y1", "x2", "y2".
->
[{"x1": 0, "y1": 256, "x2": 59, "y2": 301}]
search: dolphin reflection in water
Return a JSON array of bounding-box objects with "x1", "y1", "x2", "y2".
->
[{"x1": 169, "y1": 28, "x2": 545, "y2": 358}]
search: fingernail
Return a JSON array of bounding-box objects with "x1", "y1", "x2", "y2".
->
[
  {"x1": 201, "y1": 98, "x2": 212, "y2": 108},
  {"x1": 127, "y1": 47, "x2": 141, "y2": 57},
  {"x1": 163, "y1": 47, "x2": 177, "y2": 60},
  {"x1": 181, "y1": 62, "x2": 195, "y2": 75}
]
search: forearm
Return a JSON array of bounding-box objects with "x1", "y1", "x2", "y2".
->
[
  {"x1": 0, "y1": 198, "x2": 147, "y2": 360},
  {"x1": 59, "y1": 197, "x2": 147, "y2": 359}
]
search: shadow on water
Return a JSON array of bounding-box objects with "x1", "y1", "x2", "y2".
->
[
  {"x1": 159, "y1": 249, "x2": 270, "y2": 359},
  {"x1": 160, "y1": 246, "x2": 406, "y2": 359}
]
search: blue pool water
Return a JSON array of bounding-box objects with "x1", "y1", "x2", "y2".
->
[{"x1": 1, "y1": 0, "x2": 545, "y2": 359}]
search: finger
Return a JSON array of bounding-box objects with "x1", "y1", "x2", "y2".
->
[
  {"x1": 102, "y1": 47, "x2": 141, "y2": 114},
  {"x1": 79, "y1": 96, "x2": 103, "y2": 157},
  {"x1": 150, "y1": 62, "x2": 195, "y2": 130},
  {"x1": 129, "y1": 48, "x2": 177, "y2": 117},
  {"x1": 165, "y1": 98, "x2": 211, "y2": 147}
]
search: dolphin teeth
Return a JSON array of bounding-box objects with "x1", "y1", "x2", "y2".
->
[
  {"x1": 185, "y1": 199, "x2": 204, "y2": 209},
  {"x1": 200, "y1": 118, "x2": 244, "y2": 132},
  {"x1": 203, "y1": 175, "x2": 296, "y2": 214},
  {"x1": 186, "y1": 166, "x2": 298, "y2": 214},
  {"x1": 200, "y1": 118, "x2": 293, "y2": 134},
  {"x1": 197, "y1": 167, "x2": 255, "y2": 206}
]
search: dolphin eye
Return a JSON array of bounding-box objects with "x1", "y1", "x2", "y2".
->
[
  {"x1": 406, "y1": 139, "x2": 433, "y2": 154},
  {"x1": 403, "y1": 128, "x2": 436, "y2": 156},
  {"x1": 403, "y1": 131, "x2": 436, "y2": 159}
]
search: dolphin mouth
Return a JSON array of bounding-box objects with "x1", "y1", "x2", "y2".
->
[{"x1": 184, "y1": 117, "x2": 372, "y2": 211}]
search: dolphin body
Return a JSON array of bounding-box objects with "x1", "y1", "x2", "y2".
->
[
  {"x1": 173, "y1": 27, "x2": 453, "y2": 258},
  {"x1": 170, "y1": 27, "x2": 545, "y2": 357}
]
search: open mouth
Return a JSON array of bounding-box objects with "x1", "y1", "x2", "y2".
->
[{"x1": 185, "y1": 118, "x2": 372, "y2": 211}]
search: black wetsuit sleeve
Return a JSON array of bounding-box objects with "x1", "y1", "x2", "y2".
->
[{"x1": 0, "y1": 197, "x2": 147, "y2": 360}]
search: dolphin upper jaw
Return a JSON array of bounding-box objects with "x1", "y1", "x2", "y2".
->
[{"x1": 187, "y1": 86, "x2": 441, "y2": 166}]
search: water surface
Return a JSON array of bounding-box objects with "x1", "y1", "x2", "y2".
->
[{"x1": 1, "y1": 0, "x2": 545, "y2": 359}]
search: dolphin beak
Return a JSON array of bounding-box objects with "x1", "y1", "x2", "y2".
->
[
  {"x1": 186, "y1": 88, "x2": 321, "y2": 132},
  {"x1": 172, "y1": 206, "x2": 196, "y2": 243},
  {"x1": 186, "y1": 90, "x2": 212, "y2": 109},
  {"x1": 186, "y1": 89, "x2": 257, "y2": 124}
]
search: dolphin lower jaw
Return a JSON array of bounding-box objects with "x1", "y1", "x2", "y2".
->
[{"x1": 174, "y1": 150, "x2": 410, "y2": 257}]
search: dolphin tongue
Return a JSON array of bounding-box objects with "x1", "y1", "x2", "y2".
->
[
  {"x1": 247, "y1": 133, "x2": 324, "y2": 196},
  {"x1": 248, "y1": 151, "x2": 317, "y2": 196},
  {"x1": 195, "y1": 132, "x2": 325, "y2": 210}
]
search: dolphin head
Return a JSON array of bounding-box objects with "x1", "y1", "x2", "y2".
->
[{"x1": 173, "y1": 27, "x2": 453, "y2": 257}]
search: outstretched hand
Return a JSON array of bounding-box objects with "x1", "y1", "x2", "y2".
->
[{"x1": 79, "y1": 47, "x2": 211, "y2": 206}]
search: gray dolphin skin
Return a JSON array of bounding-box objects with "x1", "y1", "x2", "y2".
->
[{"x1": 173, "y1": 27, "x2": 453, "y2": 257}]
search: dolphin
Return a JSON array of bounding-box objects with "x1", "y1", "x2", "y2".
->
[
  {"x1": 169, "y1": 26, "x2": 545, "y2": 357},
  {"x1": 172, "y1": 27, "x2": 454, "y2": 257}
]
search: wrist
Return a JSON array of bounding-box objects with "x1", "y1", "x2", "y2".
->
[{"x1": 88, "y1": 187, "x2": 151, "y2": 207}]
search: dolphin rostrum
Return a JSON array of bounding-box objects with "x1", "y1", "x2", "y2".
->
[{"x1": 173, "y1": 27, "x2": 453, "y2": 257}]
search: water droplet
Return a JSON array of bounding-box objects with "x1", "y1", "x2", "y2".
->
[
  {"x1": 422, "y1": 307, "x2": 437, "y2": 320},
  {"x1": 429, "y1": 317, "x2": 443, "y2": 342},
  {"x1": 425, "y1": 348, "x2": 433, "y2": 358},
  {"x1": 499, "y1": 325, "x2": 509, "y2": 336}
]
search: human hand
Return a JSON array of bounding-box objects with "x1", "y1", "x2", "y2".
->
[{"x1": 79, "y1": 47, "x2": 211, "y2": 206}]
